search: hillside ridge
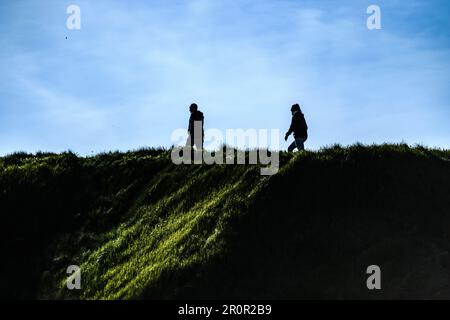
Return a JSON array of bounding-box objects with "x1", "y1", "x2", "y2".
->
[{"x1": 0, "y1": 144, "x2": 449, "y2": 299}]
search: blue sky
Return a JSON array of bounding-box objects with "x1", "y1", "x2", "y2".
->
[{"x1": 0, "y1": 0, "x2": 449, "y2": 155}]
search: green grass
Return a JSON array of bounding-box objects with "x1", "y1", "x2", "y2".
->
[{"x1": 0, "y1": 144, "x2": 449, "y2": 299}]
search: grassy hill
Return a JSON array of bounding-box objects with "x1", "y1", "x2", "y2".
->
[{"x1": 0, "y1": 144, "x2": 449, "y2": 299}]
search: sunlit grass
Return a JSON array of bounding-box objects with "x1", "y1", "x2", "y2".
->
[{"x1": 0, "y1": 144, "x2": 448, "y2": 299}]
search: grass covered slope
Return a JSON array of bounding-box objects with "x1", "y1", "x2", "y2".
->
[{"x1": 0, "y1": 144, "x2": 449, "y2": 299}]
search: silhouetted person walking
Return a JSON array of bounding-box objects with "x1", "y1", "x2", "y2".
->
[
  {"x1": 285, "y1": 104, "x2": 308, "y2": 152},
  {"x1": 186, "y1": 103, "x2": 204, "y2": 157}
]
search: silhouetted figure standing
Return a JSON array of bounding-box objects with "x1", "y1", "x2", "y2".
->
[
  {"x1": 186, "y1": 103, "x2": 204, "y2": 158},
  {"x1": 285, "y1": 104, "x2": 308, "y2": 152}
]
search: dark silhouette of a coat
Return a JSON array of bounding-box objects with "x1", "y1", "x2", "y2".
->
[
  {"x1": 286, "y1": 111, "x2": 308, "y2": 140},
  {"x1": 188, "y1": 110, "x2": 204, "y2": 148}
]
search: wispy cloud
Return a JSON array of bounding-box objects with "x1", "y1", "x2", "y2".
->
[{"x1": 0, "y1": 0, "x2": 449, "y2": 154}]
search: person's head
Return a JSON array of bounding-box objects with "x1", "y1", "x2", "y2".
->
[
  {"x1": 291, "y1": 103, "x2": 301, "y2": 115},
  {"x1": 189, "y1": 103, "x2": 198, "y2": 113}
]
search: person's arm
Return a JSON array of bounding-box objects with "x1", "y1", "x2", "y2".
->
[
  {"x1": 188, "y1": 114, "x2": 193, "y2": 134},
  {"x1": 285, "y1": 117, "x2": 294, "y2": 141}
]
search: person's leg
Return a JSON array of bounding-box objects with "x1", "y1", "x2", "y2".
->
[
  {"x1": 195, "y1": 136, "x2": 203, "y2": 152},
  {"x1": 193, "y1": 135, "x2": 204, "y2": 163},
  {"x1": 189, "y1": 135, "x2": 196, "y2": 162},
  {"x1": 288, "y1": 141, "x2": 297, "y2": 152},
  {"x1": 182, "y1": 135, "x2": 191, "y2": 162},
  {"x1": 185, "y1": 135, "x2": 192, "y2": 147},
  {"x1": 295, "y1": 138, "x2": 305, "y2": 151}
]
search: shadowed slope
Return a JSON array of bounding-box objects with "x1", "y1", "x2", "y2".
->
[{"x1": 0, "y1": 144, "x2": 448, "y2": 299}]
